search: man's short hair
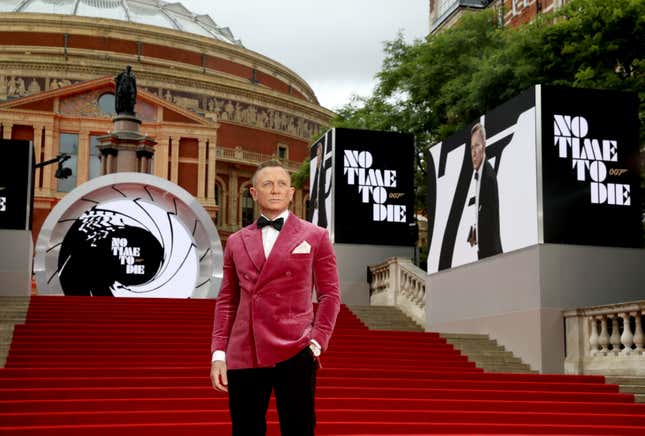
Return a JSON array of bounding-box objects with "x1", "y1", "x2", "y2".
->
[
  {"x1": 252, "y1": 160, "x2": 290, "y2": 186},
  {"x1": 471, "y1": 123, "x2": 486, "y2": 144}
]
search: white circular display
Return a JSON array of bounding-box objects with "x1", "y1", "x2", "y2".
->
[{"x1": 34, "y1": 173, "x2": 223, "y2": 298}]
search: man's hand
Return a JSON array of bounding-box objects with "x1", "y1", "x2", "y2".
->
[{"x1": 210, "y1": 360, "x2": 228, "y2": 392}]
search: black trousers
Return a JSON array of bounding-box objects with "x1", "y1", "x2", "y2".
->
[{"x1": 227, "y1": 347, "x2": 318, "y2": 436}]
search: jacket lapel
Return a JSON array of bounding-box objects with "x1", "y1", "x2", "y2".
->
[{"x1": 241, "y1": 224, "x2": 265, "y2": 273}]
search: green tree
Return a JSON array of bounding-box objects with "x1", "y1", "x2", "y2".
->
[{"x1": 333, "y1": 0, "x2": 645, "y2": 213}]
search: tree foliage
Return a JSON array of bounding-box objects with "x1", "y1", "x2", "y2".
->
[{"x1": 332, "y1": 0, "x2": 645, "y2": 212}]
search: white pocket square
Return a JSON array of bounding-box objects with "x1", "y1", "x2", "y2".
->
[{"x1": 292, "y1": 240, "x2": 311, "y2": 254}]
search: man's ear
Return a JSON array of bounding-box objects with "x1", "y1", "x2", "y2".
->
[{"x1": 249, "y1": 186, "x2": 258, "y2": 201}]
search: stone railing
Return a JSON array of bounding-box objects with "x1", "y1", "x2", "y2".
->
[
  {"x1": 564, "y1": 301, "x2": 645, "y2": 375},
  {"x1": 216, "y1": 146, "x2": 301, "y2": 172},
  {"x1": 368, "y1": 257, "x2": 426, "y2": 327}
]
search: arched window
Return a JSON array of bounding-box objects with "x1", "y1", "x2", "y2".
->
[
  {"x1": 89, "y1": 135, "x2": 103, "y2": 180},
  {"x1": 57, "y1": 133, "x2": 78, "y2": 193},
  {"x1": 214, "y1": 182, "x2": 224, "y2": 227},
  {"x1": 241, "y1": 190, "x2": 254, "y2": 227}
]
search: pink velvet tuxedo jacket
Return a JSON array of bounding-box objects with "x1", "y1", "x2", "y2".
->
[{"x1": 211, "y1": 212, "x2": 341, "y2": 369}]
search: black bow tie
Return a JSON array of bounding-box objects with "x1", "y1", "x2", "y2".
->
[{"x1": 257, "y1": 216, "x2": 284, "y2": 231}]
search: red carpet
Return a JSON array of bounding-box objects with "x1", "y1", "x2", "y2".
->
[{"x1": 1, "y1": 296, "x2": 644, "y2": 435}]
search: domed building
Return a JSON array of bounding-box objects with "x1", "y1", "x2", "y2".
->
[{"x1": 0, "y1": 0, "x2": 333, "y2": 242}]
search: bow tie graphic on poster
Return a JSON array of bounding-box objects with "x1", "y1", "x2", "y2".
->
[
  {"x1": 257, "y1": 216, "x2": 284, "y2": 231},
  {"x1": 343, "y1": 150, "x2": 406, "y2": 222}
]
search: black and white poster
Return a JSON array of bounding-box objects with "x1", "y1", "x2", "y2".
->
[
  {"x1": 334, "y1": 128, "x2": 415, "y2": 245},
  {"x1": 427, "y1": 89, "x2": 539, "y2": 274},
  {"x1": 308, "y1": 130, "x2": 334, "y2": 233},
  {"x1": 0, "y1": 140, "x2": 33, "y2": 231},
  {"x1": 308, "y1": 128, "x2": 416, "y2": 246},
  {"x1": 541, "y1": 86, "x2": 641, "y2": 248}
]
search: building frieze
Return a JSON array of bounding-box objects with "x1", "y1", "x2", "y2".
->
[
  {"x1": 0, "y1": 72, "x2": 329, "y2": 141},
  {"x1": 0, "y1": 13, "x2": 316, "y2": 102}
]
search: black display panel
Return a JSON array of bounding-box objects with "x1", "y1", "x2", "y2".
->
[
  {"x1": 541, "y1": 86, "x2": 641, "y2": 248},
  {"x1": 0, "y1": 139, "x2": 33, "y2": 230},
  {"x1": 332, "y1": 128, "x2": 415, "y2": 246}
]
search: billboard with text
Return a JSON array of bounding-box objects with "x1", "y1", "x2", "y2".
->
[
  {"x1": 541, "y1": 87, "x2": 641, "y2": 247},
  {"x1": 427, "y1": 86, "x2": 641, "y2": 275},
  {"x1": 0, "y1": 140, "x2": 33, "y2": 231},
  {"x1": 309, "y1": 128, "x2": 415, "y2": 246}
]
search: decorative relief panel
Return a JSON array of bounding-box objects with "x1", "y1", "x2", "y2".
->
[
  {"x1": 0, "y1": 76, "x2": 78, "y2": 101},
  {"x1": 0, "y1": 74, "x2": 324, "y2": 140},
  {"x1": 142, "y1": 86, "x2": 323, "y2": 140},
  {"x1": 60, "y1": 89, "x2": 156, "y2": 121}
]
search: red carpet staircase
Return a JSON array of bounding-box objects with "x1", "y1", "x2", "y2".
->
[{"x1": 1, "y1": 296, "x2": 645, "y2": 435}]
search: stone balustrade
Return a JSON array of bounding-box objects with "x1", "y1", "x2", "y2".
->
[
  {"x1": 216, "y1": 146, "x2": 300, "y2": 172},
  {"x1": 564, "y1": 301, "x2": 645, "y2": 375},
  {"x1": 368, "y1": 257, "x2": 427, "y2": 327}
]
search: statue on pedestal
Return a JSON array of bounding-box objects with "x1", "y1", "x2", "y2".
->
[{"x1": 114, "y1": 65, "x2": 137, "y2": 115}]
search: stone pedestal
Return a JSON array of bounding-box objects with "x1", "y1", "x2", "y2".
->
[
  {"x1": 426, "y1": 244, "x2": 645, "y2": 374},
  {"x1": 97, "y1": 114, "x2": 156, "y2": 175},
  {"x1": 0, "y1": 230, "x2": 33, "y2": 296}
]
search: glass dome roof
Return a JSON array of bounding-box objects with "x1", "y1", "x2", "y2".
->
[{"x1": 0, "y1": 0, "x2": 241, "y2": 45}]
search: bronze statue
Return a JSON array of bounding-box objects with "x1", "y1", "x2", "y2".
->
[{"x1": 114, "y1": 65, "x2": 137, "y2": 115}]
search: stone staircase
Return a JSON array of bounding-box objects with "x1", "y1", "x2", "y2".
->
[
  {"x1": 0, "y1": 296, "x2": 30, "y2": 367},
  {"x1": 440, "y1": 333, "x2": 536, "y2": 374},
  {"x1": 346, "y1": 305, "x2": 424, "y2": 332},
  {"x1": 347, "y1": 305, "x2": 536, "y2": 373},
  {"x1": 345, "y1": 305, "x2": 645, "y2": 403},
  {"x1": 606, "y1": 376, "x2": 645, "y2": 403}
]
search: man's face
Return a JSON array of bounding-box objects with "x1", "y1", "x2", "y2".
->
[
  {"x1": 250, "y1": 166, "x2": 295, "y2": 219},
  {"x1": 470, "y1": 130, "x2": 485, "y2": 171}
]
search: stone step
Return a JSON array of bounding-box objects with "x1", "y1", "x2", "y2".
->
[
  {"x1": 467, "y1": 356, "x2": 525, "y2": 365},
  {"x1": 635, "y1": 394, "x2": 645, "y2": 403},
  {"x1": 483, "y1": 367, "x2": 537, "y2": 374},
  {"x1": 441, "y1": 333, "x2": 497, "y2": 341},
  {"x1": 618, "y1": 385, "x2": 645, "y2": 394},
  {"x1": 442, "y1": 333, "x2": 535, "y2": 374},
  {"x1": 347, "y1": 305, "x2": 424, "y2": 332},
  {"x1": 0, "y1": 301, "x2": 26, "y2": 369},
  {"x1": 0, "y1": 296, "x2": 31, "y2": 302},
  {"x1": 606, "y1": 376, "x2": 645, "y2": 385}
]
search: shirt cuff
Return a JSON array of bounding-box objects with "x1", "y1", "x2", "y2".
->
[
  {"x1": 309, "y1": 339, "x2": 321, "y2": 350},
  {"x1": 212, "y1": 350, "x2": 226, "y2": 362}
]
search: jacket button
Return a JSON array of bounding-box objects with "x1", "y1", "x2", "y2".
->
[
  {"x1": 285, "y1": 271, "x2": 292, "y2": 277},
  {"x1": 244, "y1": 274, "x2": 250, "y2": 280}
]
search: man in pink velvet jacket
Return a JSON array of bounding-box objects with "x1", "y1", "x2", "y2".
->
[{"x1": 211, "y1": 160, "x2": 341, "y2": 436}]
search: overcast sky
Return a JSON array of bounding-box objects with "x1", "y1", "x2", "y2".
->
[{"x1": 180, "y1": 0, "x2": 429, "y2": 111}]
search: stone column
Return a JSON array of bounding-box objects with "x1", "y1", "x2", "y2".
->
[
  {"x1": 76, "y1": 130, "x2": 90, "y2": 184},
  {"x1": 32, "y1": 125, "x2": 44, "y2": 189},
  {"x1": 49, "y1": 129, "x2": 60, "y2": 192},
  {"x1": 2, "y1": 123, "x2": 12, "y2": 140},
  {"x1": 294, "y1": 189, "x2": 303, "y2": 218},
  {"x1": 155, "y1": 135, "x2": 170, "y2": 179},
  {"x1": 228, "y1": 170, "x2": 238, "y2": 227},
  {"x1": 207, "y1": 138, "x2": 217, "y2": 201},
  {"x1": 42, "y1": 126, "x2": 54, "y2": 194},
  {"x1": 170, "y1": 137, "x2": 179, "y2": 184},
  {"x1": 197, "y1": 138, "x2": 206, "y2": 199}
]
